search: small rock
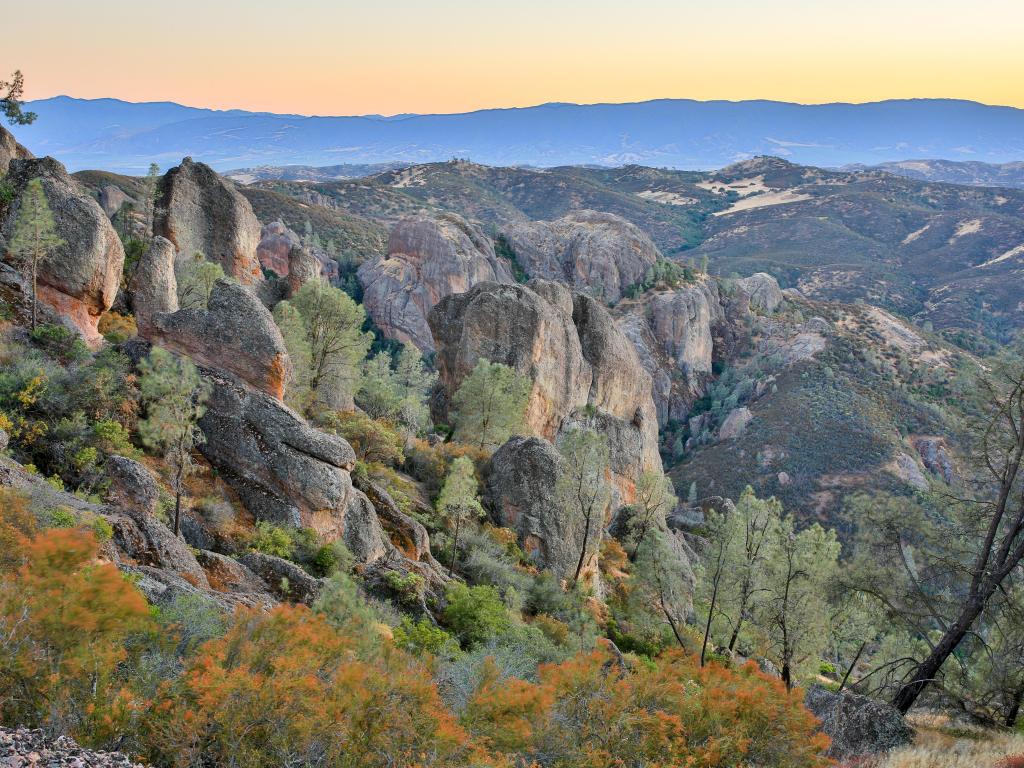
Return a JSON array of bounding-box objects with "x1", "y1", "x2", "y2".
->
[{"x1": 719, "y1": 406, "x2": 753, "y2": 440}]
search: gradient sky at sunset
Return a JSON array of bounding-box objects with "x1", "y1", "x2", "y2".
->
[{"x1": 7, "y1": 0, "x2": 1023, "y2": 115}]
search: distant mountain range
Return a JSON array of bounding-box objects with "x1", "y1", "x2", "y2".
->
[
  {"x1": 850, "y1": 159, "x2": 1024, "y2": 188},
  {"x1": 9, "y1": 96, "x2": 1024, "y2": 174}
]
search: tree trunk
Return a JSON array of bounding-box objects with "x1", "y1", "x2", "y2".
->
[
  {"x1": 1005, "y1": 683, "x2": 1024, "y2": 728},
  {"x1": 839, "y1": 641, "x2": 868, "y2": 694},
  {"x1": 727, "y1": 617, "x2": 745, "y2": 654},
  {"x1": 173, "y1": 459, "x2": 184, "y2": 537},
  {"x1": 573, "y1": 509, "x2": 593, "y2": 586},
  {"x1": 701, "y1": 573, "x2": 720, "y2": 667},
  {"x1": 30, "y1": 254, "x2": 38, "y2": 332},
  {"x1": 449, "y1": 514, "x2": 461, "y2": 578},
  {"x1": 782, "y1": 661, "x2": 792, "y2": 691},
  {"x1": 893, "y1": 600, "x2": 983, "y2": 713}
]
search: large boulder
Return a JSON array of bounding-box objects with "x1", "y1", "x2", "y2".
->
[
  {"x1": 197, "y1": 371, "x2": 356, "y2": 536},
  {"x1": 154, "y1": 157, "x2": 263, "y2": 284},
  {"x1": 484, "y1": 436, "x2": 603, "y2": 587},
  {"x1": 256, "y1": 221, "x2": 339, "y2": 286},
  {"x1": 357, "y1": 214, "x2": 514, "y2": 352},
  {"x1": 430, "y1": 279, "x2": 662, "y2": 503},
  {"x1": 99, "y1": 184, "x2": 134, "y2": 219},
  {"x1": 287, "y1": 242, "x2": 321, "y2": 296},
  {"x1": 0, "y1": 157, "x2": 124, "y2": 347},
  {"x1": 106, "y1": 506, "x2": 210, "y2": 588},
  {"x1": 239, "y1": 551, "x2": 326, "y2": 605},
  {"x1": 104, "y1": 455, "x2": 160, "y2": 516},
  {"x1": 131, "y1": 238, "x2": 291, "y2": 400},
  {"x1": 0, "y1": 124, "x2": 32, "y2": 173},
  {"x1": 804, "y1": 686, "x2": 913, "y2": 761},
  {"x1": 615, "y1": 282, "x2": 718, "y2": 425},
  {"x1": 737, "y1": 272, "x2": 783, "y2": 313},
  {"x1": 504, "y1": 211, "x2": 659, "y2": 302}
]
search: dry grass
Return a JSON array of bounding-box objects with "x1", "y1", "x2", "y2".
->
[{"x1": 870, "y1": 712, "x2": 1024, "y2": 768}]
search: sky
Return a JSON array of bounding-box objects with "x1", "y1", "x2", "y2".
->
[{"x1": 6, "y1": 0, "x2": 1024, "y2": 115}]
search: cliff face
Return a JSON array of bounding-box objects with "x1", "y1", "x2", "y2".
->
[
  {"x1": 0, "y1": 156, "x2": 124, "y2": 347},
  {"x1": 429, "y1": 279, "x2": 662, "y2": 506},
  {"x1": 357, "y1": 214, "x2": 514, "y2": 352}
]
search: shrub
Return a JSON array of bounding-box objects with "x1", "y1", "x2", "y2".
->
[
  {"x1": 323, "y1": 410, "x2": 404, "y2": 465},
  {"x1": 30, "y1": 324, "x2": 89, "y2": 364},
  {"x1": 393, "y1": 617, "x2": 457, "y2": 657},
  {"x1": 0, "y1": 527, "x2": 153, "y2": 742},
  {"x1": 462, "y1": 649, "x2": 831, "y2": 768},
  {"x1": 140, "y1": 605, "x2": 479, "y2": 768},
  {"x1": 97, "y1": 312, "x2": 137, "y2": 344},
  {"x1": 248, "y1": 520, "x2": 294, "y2": 559},
  {"x1": 443, "y1": 583, "x2": 512, "y2": 649}
]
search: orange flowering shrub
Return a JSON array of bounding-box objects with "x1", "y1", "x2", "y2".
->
[
  {"x1": 0, "y1": 526, "x2": 153, "y2": 740},
  {"x1": 463, "y1": 648, "x2": 831, "y2": 768},
  {"x1": 141, "y1": 605, "x2": 495, "y2": 768}
]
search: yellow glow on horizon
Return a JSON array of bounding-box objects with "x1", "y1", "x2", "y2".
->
[{"x1": 5, "y1": 0, "x2": 1023, "y2": 114}]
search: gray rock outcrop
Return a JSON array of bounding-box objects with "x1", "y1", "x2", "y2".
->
[
  {"x1": 615, "y1": 282, "x2": 718, "y2": 425},
  {"x1": 0, "y1": 157, "x2": 124, "y2": 346},
  {"x1": 99, "y1": 184, "x2": 134, "y2": 218},
  {"x1": 287, "y1": 242, "x2": 320, "y2": 296},
  {"x1": 431, "y1": 279, "x2": 662, "y2": 507},
  {"x1": 154, "y1": 157, "x2": 263, "y2": 284},
  {"x1": 106, "y1": 506, "x2": 211, "y2": 588},
  {"x1": 239, "y1": 551, "x2": 326, "y2": 605},
  {"x1": 504, "y1": 210, "x2": 659, "y2": 302},
  {"x1": 131, "y1": 238, "x2": 291, "y2": 400},
  {"x1": 104, "y1": 455, "x2": 160, "y2": 516},
  {"x1": 804, "y1": 686, "x2": 913, "y2": 761},
  {"x1": 1, "y1": 727, "x2": 147, "y2": 768},
  {"x1": 738, "y1": 272, "x2": 783, "y2": 313},
  {"x1": 0, "y1": 124, "x2": 32, "y2": 173},
  {"x1": 358, "y1": 214, "x2": 514, "y2": 352}
]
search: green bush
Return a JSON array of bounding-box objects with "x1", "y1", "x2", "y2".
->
[
  {"x1": 393, "y1": 617, "x2": 455, "y2": 657},
  {"x1": 248, "y1": 521, "x2": 294, "y2": 559},
  {"x1": 30, "y1": 324, "x2": 89, "y2": 364},
  {"x1": 442, "y1": 582, "x2": 512, "y2": 648}
]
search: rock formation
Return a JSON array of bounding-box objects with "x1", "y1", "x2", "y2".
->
[
  {"x1": 256, "y1": 220, "x2": 339, "y2": 285},
  {"x1": 104, "y1": 455, "x2": 161, "y2": 516},
  {"x1": 615, "y1": 282, "x2": 718, "y2": 425},
  {"x1": 804, "y1": 686, "x2": 913, "y2": 761},
  {"x1": 0, "y1": 124, "x2": 32, "y2": 173},
  {"x1": 130, "y1": 237, "x2": 291, "y2": 400},
  {"x1": 99, "y1": 184, "x2": 134, "y2": 218},
  {"x1": 484, "y1": 436, "x2": 603, "y2": 585},
  {"x1": 737, "y1": 272, "x2": 784, "y2": 313},
  {"x1": 358, "y1": 213, "x2": 514, "y2": 352},
  {"x1": 154, "y1": 157, "x2": 263, "y2": 284},
  {"x1": 0, "y1": 157, "x2": 124, "y2": 347},
  {"x1": 430, "y1": 279, "x2": 661, "y2": 504},
  {"x1": 504, "y1": 210, "x2": 659, "y2": 302},
  {"x1": 287, "y1": 242, "x2": 321, "y2": 296}
]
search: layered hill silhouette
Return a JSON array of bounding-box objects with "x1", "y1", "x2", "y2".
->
[{"x1": 11, "y1": 95, "x2": 1024, "y2": 173}]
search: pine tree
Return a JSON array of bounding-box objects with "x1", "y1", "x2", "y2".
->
[
  {"x1": 138, "y1": 348, "x2": 211, "y2": 536},
  {"x1": 450, "y1": 358, "x2": 530, "y2": 450},
  {"x1": 7, "y1": 178, "x2": 65, "y2": 331},
  {"x1": 436, "y1": 456, "x2": 484, "y2": 576},
  {"x1": 1, "y1": 70, "x2": 36, "y2": 125},
  {"x1": 140, "y1": 163, "x2": 160, "y2": 242},
  {"x1": 272, "y1": 299, "x2": 313, "y2": 412}
]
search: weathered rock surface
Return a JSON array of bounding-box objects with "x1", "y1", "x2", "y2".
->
[
  {"x1": 197, "y1": 371, "x2": 359, "y2": 540},
  {"x1": 195, "y1": 549, "x2": 271, "y2": 595},
  {"x1": 0, "y1": 157, "x2": 124, "y2": 346},
  {"x1": 484, "y1": 436, "x2": 605, "y2": 586},
  {"x1": 719, "y1": 406, "x2": 753, "y2": 439},
  {"x1": 430, "y1": 279, "x2": 662, "y2": 502},
  {"x1": 106, "y1": 506, "x2": 211, "y2": 588},
  {"x1": 358, "y1": 214, "x2": 514, "y2": 352},
  {"x1": 1, "y1": 727, "x2": 147, "y2": 768},
  {"x1": 131, "y1": 238, "x2": 290, "y2": 399},
  {"x1": 239, "y1": 551, "x2": 326, "y2": 605},
  {"x1": 154, "y1": 157, "x2": 263, "y2": 284},
  {"x1": 256, "y1": 220, "x2": 339, "y2": 285},
  {"x1": 738, "y1": 272, "x2": 784, "y2": 313},
  {"x1": 913, "y1": 436, "x2": 956, "y2": 484},
  {"x1": 99, "y1": 184, "x2": 134, "y2": 218},
  {"x1": 615, "y1": 282, "x2": 717, "y2": 425},
  {"x1": 287, "y1": 242, "x2": 321, "y2": 295},
  {"x1": 0, "y1": 124, "x2": 32, "y2": 173},
  {"x1": 504, "y1": 210, "x2": 659, "y2": 302},
  {"x1": 804, "y1": 686, "x2": 913, "y2": 761},
  {"x1": 104, "y1": 455, "x2": 161, "y2": 516}
]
